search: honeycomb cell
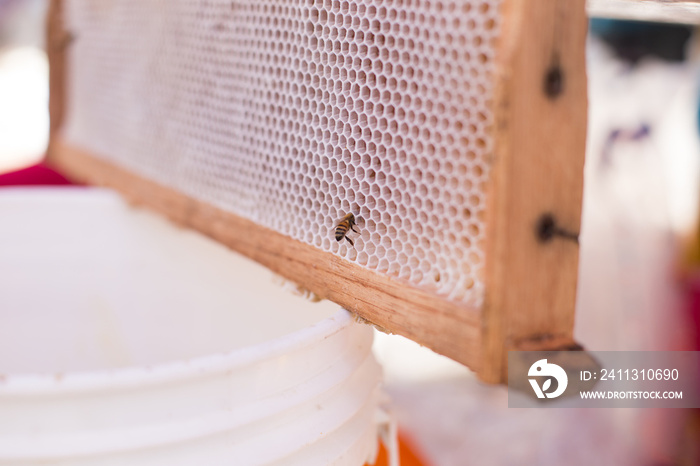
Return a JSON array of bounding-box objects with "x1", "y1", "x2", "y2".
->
[{"x1": 64, "y1": 0, "x2": 501, "y2": 307}]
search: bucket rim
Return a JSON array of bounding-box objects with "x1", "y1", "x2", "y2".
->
[{"x1": 0, "y1": 308, "x2": 353, "y2": 395}]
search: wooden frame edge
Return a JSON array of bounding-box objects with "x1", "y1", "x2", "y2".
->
[{"x1": 481, "y1": 0, "x2": 588, "y2": 383}]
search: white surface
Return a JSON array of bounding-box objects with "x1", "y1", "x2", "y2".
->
[{"x1": 0, "y1": 188, "x2": 386, "y2": 465}]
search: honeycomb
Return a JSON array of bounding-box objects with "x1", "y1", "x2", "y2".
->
[{"x1": 63, "y1": 0, "x2": 501, "y2": 306}]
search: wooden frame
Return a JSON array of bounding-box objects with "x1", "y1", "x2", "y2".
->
[{"x1": 46, "y1": 0, "x2": 588, "y2": 383}]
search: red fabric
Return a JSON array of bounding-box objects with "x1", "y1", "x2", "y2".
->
[{"x1": 0, "y1": 163, "x2": 76, "y2": 187}]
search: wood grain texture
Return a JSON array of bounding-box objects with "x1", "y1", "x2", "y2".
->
[
  {"x1": 481, "y1": 0, "x2": 588, "y2": 383},
  {"x1": 48, "y1": 139, "x2": 484, "y2": 372}
]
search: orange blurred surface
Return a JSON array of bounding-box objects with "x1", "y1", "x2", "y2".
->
[{"x1": 368, "y1": 431, "x2": 428, "y2": 466}]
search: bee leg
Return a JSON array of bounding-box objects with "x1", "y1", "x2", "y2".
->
[
  {"x1": 345, "y1": 236, "x2": 355, "y2": 247},
  {"x1": 351, "y1": 225, "x2": 359, "y2": 233}
]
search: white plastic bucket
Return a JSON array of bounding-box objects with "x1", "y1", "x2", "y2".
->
[{"x1": 0, "y1": 188, "x2": 387, "y2": 465}]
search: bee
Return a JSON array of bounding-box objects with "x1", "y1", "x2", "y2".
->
[{"x1": 335, "y1": 213, "x2": 359, "y2": 246}]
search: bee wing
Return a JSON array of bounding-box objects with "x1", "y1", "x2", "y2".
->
[{"x1": 338, "y1": 212, "x2": 354, "y2": 223}]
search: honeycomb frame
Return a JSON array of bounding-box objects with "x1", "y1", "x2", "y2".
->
[{"x1": 47, "y1": 0, "x2": 588, "y2": 382}]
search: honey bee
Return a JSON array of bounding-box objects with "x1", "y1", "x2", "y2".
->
[{"x1": 335, "y1": 213, "x2": 359, "y2": 246}]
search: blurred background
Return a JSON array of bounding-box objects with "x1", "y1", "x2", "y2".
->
[
  {"x1": 0, "y1": 0, "x2": 46, "y2": 173},
  {"x1": 1, "y1": 0, "x2": 700, "y2": 465}
]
